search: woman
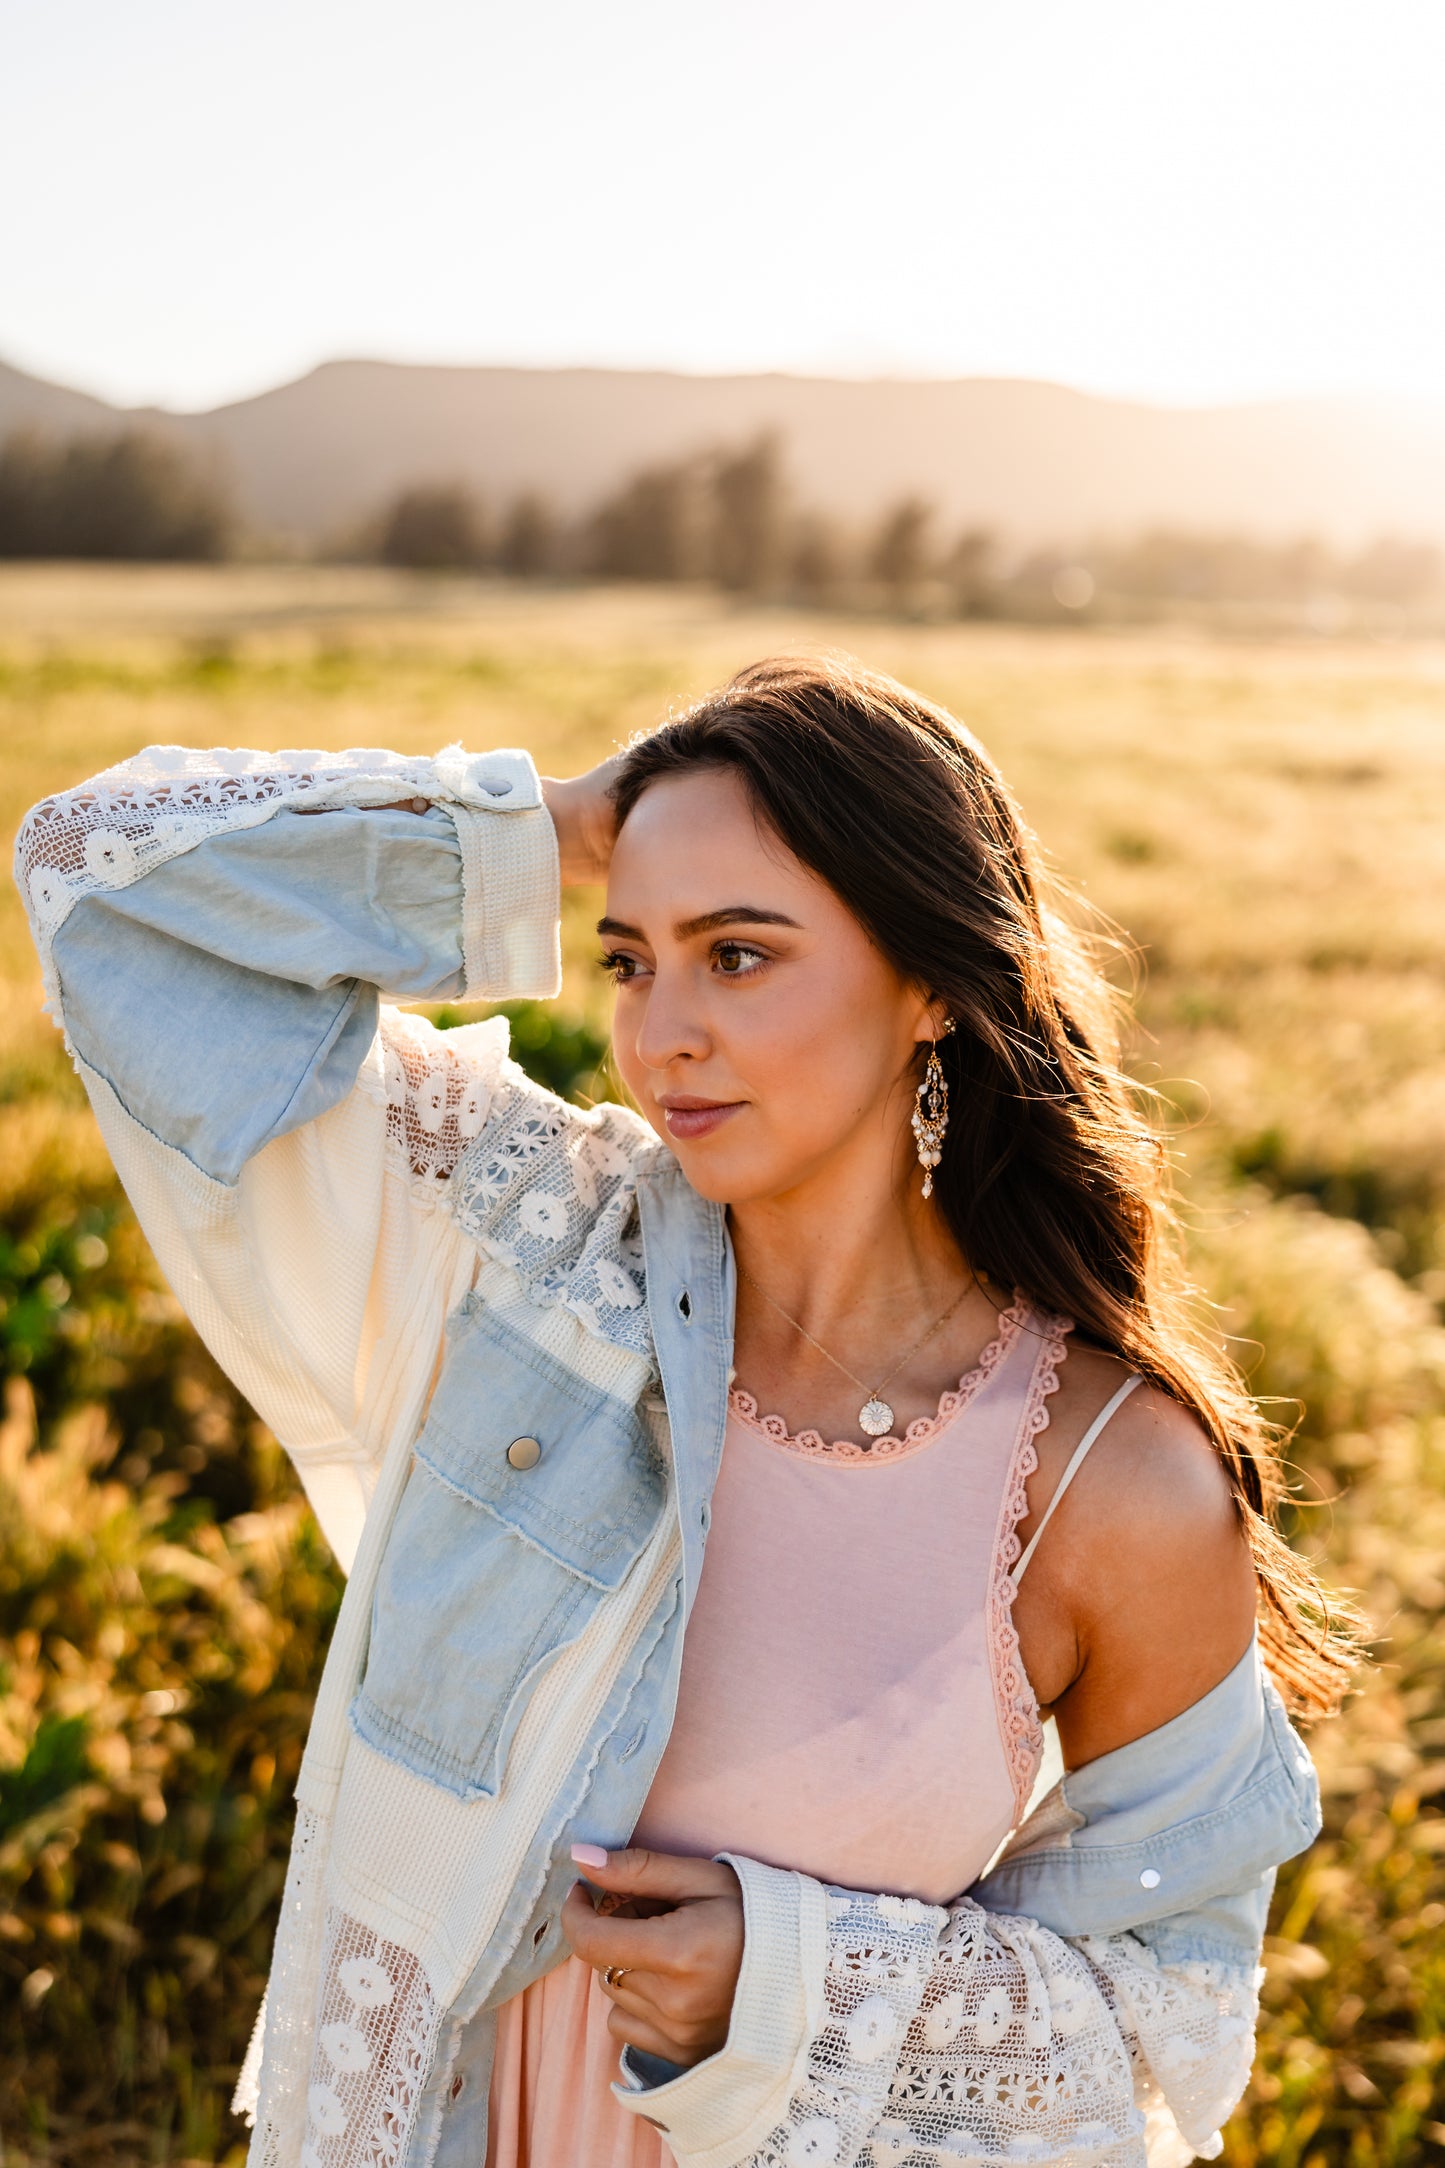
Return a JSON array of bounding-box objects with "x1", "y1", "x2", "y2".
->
[{"x1": 17, "y1": 656, "x2": 1340, "y2": 2168}]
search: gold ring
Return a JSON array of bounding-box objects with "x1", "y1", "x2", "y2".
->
[{"x1": 602, "y1": 1964, "x2": 630, "y2": 1990}]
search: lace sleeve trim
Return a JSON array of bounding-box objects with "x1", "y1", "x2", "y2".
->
[
  {"x1": 990, "y1": 1309, "x2": 1073, "y2": 1817},
  {"x1": 14, "y1": 741, "x2": 520, "y2": 1014},
  {"x1": 743, "y1": 1885, "x2": 1260, "y2": 2168}
]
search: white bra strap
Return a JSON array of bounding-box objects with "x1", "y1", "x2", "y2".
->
[{"x1": 1012, "y1": 1373, "x2": 1142, "y2": 1586}]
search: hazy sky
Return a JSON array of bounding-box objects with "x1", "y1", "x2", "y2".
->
[{"x1": 4, "y1": 0, "x2": 1444, "y2": 414}]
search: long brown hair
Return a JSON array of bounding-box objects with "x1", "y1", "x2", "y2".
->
[{"x1": 612, "y1": 653, "x2": 1353, "y2": 1716}]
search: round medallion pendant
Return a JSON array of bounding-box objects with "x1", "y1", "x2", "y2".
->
[{"x1": 858, "y1": 1397, "x2": 895, "y2": 1438}]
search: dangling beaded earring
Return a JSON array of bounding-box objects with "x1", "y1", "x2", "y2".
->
[{"x1": 911, "y1": 1016, "x2": 955, "y2": 1199}]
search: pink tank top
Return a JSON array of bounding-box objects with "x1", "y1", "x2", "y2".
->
[{"x1": 486, "y1": 1299, "x2": 1065, "y2": 2167}]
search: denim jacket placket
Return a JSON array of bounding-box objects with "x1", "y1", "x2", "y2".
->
[{"x1": 410, "y1": 1158, "x2": 737, "y2": 2166}]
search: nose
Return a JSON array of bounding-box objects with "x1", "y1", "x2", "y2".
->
[{"x1": 630, "y1": 969, "x2": 711, "y2": 1074}]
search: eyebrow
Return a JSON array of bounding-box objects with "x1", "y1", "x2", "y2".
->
[{"x1": 596, "y1": 906, "x2": 802, "y2": 941}]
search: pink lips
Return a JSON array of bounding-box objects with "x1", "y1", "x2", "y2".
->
[{"x1": 658, "y1": 1097, "x2": 744, "y2": 1142}]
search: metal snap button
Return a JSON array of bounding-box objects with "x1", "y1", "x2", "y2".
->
[
  {"x1": 507, "y1": 1436, "x2": 542, "y2": 1470},
  {"x1": 1139, "y1": 1868, "x2": 1161, "y2": 1889}
]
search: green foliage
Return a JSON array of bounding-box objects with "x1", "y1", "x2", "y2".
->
[
  {"x1": 711, "y1": 436, "x2": 785, "y2": 596},
  {"x1": 0, "y1": 1715, "x2": 90, "y2": 1837},
  {"x1": 587, "y1": 456, "x2": 709, "y2": 582},
  {"x1": 432, "y1": 999, "x2": 610, "y2": 1105}
]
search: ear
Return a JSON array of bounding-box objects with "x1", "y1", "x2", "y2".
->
[{"x1": 912, "y1": 994, "x2": 956, "y2": 1046}]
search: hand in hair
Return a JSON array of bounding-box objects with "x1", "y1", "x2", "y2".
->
[{"x1": 543, "y1": 755, "x2": 627, "y2": 885}]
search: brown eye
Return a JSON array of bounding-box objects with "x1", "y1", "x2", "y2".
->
[{"x1": 713, "y1": 942, "x2": 766, "y2": 977}]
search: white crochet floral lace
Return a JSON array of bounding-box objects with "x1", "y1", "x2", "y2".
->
[
  {"x1": 1101, "y1": 1938, "x2": 1260, "y2": 2168},
  {"x1": 240, "y1": 1802, "x2": 329, "y2": 2163},
  {"x1": 743, "y1": 1887, "x2": 1258, "y2": 2168},
  {"x1": 369, "y1": 1009, "x2": 512, "y2": 1188},
  {"x1": 450, "y1": 1073, "x2": 656, "y2": 1361},
  {"x1": 14, "y1": 744, "x2": 469, "y2": 1014},
  {"x1": 239, "y1": 1860, "x2": 444, "y2": 2168},
  {"x1": 292, "y1": 1911, "x2": 442, "y2": 2168}
]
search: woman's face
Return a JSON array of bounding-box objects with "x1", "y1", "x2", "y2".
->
[{"x1": 603, "y1": 767, "x2": 935, "y2": 1205}]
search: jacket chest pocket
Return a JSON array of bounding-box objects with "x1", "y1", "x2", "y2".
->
[{"x1": 351, "y1": 1298, "x2": 665, "y2": 1802}]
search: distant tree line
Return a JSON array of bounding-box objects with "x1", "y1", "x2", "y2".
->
[
  {"x1": 0, "y1": 428, "x2": 232, "y2": 560},
  {"x1": 367, "y1": 435, "x2": 1445, "y2": 625},
  {"x1": 3, "y1": 421, "x2": 1444, "y2": 626}
]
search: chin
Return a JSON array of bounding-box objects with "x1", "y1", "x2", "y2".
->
[
  {"x1": 660, "y1": 1142, "x2": 745, "y2": 1204},
  {"x1": 665, "y1": 1140, "x2": 806, "y2": 1209}
]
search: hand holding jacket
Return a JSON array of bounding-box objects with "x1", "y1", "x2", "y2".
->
[{"x1": 563, "y1": 1847, "x2": 745, "y2": 2066}]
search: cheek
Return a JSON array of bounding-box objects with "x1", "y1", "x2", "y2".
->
[
  {"x1": 732, "y1": 968, "x2": 907, "y2": 1133},
  {"x1": 609, "y1": 995, "x2": 649, "y2": 1101}
]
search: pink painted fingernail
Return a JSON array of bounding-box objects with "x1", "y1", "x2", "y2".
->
[{"x1": 571, "y1": 1842, "x2": 609, "y2": 1870}]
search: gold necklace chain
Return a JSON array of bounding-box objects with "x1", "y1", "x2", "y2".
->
[{"x1": 736, "y1": 1263, "x2": 975, "y2": 1440}]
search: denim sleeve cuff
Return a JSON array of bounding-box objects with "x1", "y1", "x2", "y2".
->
[
  {"x1": 449, "y1": 752, "x2": 561, "y2": 1000},
  {"x1": 610, "y1": 1855, "x2": 828, "y2": 2168}
]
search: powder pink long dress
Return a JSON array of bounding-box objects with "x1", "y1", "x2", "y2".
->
[{"x1": 485, "y1": 1300, "x2": 1064, "y2": 2167}]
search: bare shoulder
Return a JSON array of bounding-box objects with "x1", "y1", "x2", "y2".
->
[
  {"x1": 1016, "y1": 1341, "x2": 1257, "y2": 1757},
  {"x1": 1029, "y1": 1341, "x2": 1242, "y2": 1572}
]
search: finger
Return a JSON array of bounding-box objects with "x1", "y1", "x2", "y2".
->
[
  {"x1": 595, "y1": 1966, "x2": 651, "y2": 2014},
  {"x1": 562, "y1": 1882, "x2": 683, "y2": 1973},
  {"x1": 570, "y1": 1842, "x2": 737, "y2": 1907},
  {"x1": 604, "y1": 2000, "x2": 694, "y2": 2064}
]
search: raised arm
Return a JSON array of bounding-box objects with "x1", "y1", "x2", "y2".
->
[
  {"x1": 14, "y1": 741, "x2": 570, "y2": 1564},
  {"x1": 18, "y1": 742, "x2": 560, "y2": 1177}
]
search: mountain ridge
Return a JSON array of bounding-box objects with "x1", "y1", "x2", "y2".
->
[{"x1": 4, "y1": 353, "x2": 1444, "y2": 548}]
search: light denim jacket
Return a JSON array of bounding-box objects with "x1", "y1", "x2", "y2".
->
[{"x1": 17, "y1": 744, "x2": 1322, "y2": 2168}]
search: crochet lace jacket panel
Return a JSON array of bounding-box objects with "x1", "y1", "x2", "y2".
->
[
  {"x1": 622, "y1": 1863, "x2": 1261, "y2": 2168},
  {"x1": 764, "y1": 1884, "x2": 1259, "y2": 2168},
  {"x1": 449, "y1": 1070, "x2": 658, "y2": 1364}
]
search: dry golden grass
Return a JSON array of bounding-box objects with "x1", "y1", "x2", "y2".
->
[{"x1": 4, "y1": 566, "x2": 1445, "y2": 2163}]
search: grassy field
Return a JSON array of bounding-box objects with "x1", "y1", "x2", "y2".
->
[{"x1": 4, "y1": 565, "x2": 1445, "y2": 2164}]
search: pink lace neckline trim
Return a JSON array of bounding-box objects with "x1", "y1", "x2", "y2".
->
[
  {"x1": 990, "y1": 1310, "x2": 1073, "y2": 1813},
  {"x1": 728, "y1": 1298, "x2": 1029, "y2": 1464}
]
